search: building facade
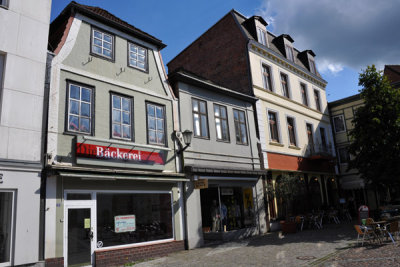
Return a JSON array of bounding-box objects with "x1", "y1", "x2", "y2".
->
[
  {"x1": 0, "y1": 0, "x2": 51, "y2": 266},
  {"x1": 45, "y1": 3, "x2": 184, "y2": 266},
  {"x1": 168, "y1": 10, "x2": 338, "y2": 222},
  {"x1": 169, "y1": 70, "x2": 266, "y2": 248}
]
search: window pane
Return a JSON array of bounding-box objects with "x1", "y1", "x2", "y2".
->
[
  {"x1": 104, "y1": 49, "x2": 112, "y2": 58},
  {"x1": 122, "y1": 125, "x2": 131, "y2": 139},
  {"x1": 192, "y1": 100, "x2": 199, "y2": 112},
  {"x1": 69, "y1": 116, "x2": 79, "y2": 131},
  {"x1": 215, "y1": 119, "x2": 222, "y2": 139},
  {"x1": 222, "y1": 122, "x2": 229, "y2": 140},
  {"x1": 70, "y1": 85, "x2": 80, "y2": 99},
  {"x1": 93, "y1": 38, "x2": 102, "y2": 46},
  {"x1": 81, "y1": 88, "x2": 91, "y2": 102},
  {"x1": 220, "y1": 107, "x2": 227, "y2": 118},
  {"x1": 240, "y1": 124, "x2": 247, "y2": 144},
  {"x1": 130, "y1": 59, "x2": 137, "y2": 66},
  {"x1": 201, "y1": 115, "x2": 208, "y2": 136},
  {"x1": 112, "y1": 110, "x2": 121, "y2": 123},
  {"x1": 214, "y1": 106, "x2": 220, "y2": 117},
  {"x1": 122, "y1": 112, "x2": 130, "y2": 125},
  {"x1": 103, "y1": 42, "x2": 112, "y2": 50},
  {"x1": 113, "y1": 124, "x2": 121, "y2": 137},
  {"x1": 157, "y1": 132, "x2": 164, "y2": 144},
  {"x1": 147, "y1": 105, "x2": 155, "y2": 117},
  {"x1": 80, "y1": 118, "x2": 90, "y2": 133},
  {"x1": 233, "y1": 110, "x2": 239, "y2": 120},
  {"x1": 113, "y1": 95, "x2": 121, "y2": 109},
  {"x1": 103, "y1": 34, "x2": 112, "y2": 43},
  {"x1": 156, "y1": 119, "x2": 164, "y2": 131},
  {"x1": 94, "y1": 30, "x2": 102, "y2": 39},
  {"x1": 138, "y1": 62, "x2": 145, "y2": 69},
  {"x1": 138, "y1": 48, "x2": 145, "y2": 55},
  {"x1": 93, "y1": 45, "x2": 102, "y2": 54},
  {"x1": 193, "y1": 114, "x2": 200, "y2": 136},
  {"x1": 81, "y1": 103, "x2": 90, "y2": 117},
  {"x1": 148, "y1": 118, "x2": 156, "y2": 130},
  {"x1": 70, "y1": 100, "x2": 79, "y2": 115},
  {"x1": 200, "y1": 102, "x2": 206, "y2": 113},
  {"x1": 148, "y1": 130, "x2": 156, "y2": 143},
  {"x1": 156, "y1": 106, "x2": 163, "y2": 119},
  {"x1": 0, "y1": 192, "x2": 13, "y2": 263},
  {"x1": 239, "y1": 111, "x2": 245, "y2": 122},
  {"x1": 122, "y1": 98, "x2": 130, "y2": 111},
  {"x1": 138, "y1": 55, "x2": 145, "y2": 62},
  {"x1": 96, "y1": 193, "x2": 173, "y2": 248},
  {"x1": 130, "y1": 45, "x2": 137, "y2": 53}
]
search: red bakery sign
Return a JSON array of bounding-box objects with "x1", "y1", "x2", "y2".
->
[{"x1": 76, "y1": 143, "x2": 165, "y2": 165}]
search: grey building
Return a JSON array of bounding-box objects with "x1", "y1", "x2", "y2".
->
[
  {"x1": 169, "y1": 70, "x2": 267, "y2": 249},
  {"x1": 0, "y1": 0, "x2": 51, "y2": 266},
  {"x1": 45, "y1": 2, "x2": 185, "y2": 266}
]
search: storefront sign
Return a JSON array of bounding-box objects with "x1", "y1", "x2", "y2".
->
[
  {"x1": 221, "y1": 188, "x2": 233, "y2": 195},
  {"x1": 194, "y1": 179, "x2": 208, "y2": 189},
  {"x1": 76, "y1": 143, "x2": 164, "y2": 165},
  {"x1": 114, "y1": 215, "x2": 136, "y2": 233}
]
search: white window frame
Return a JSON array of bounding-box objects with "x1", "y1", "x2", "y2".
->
[
  {"x1": 286, "y1": 115, "x2": 298, "y2": 147},
  {"x1": 267, "y1": 109, "x2": 282, "y2": 144},
  {"x1": 257, "y1": 27, "x2": 267, "y2": 46},
  {"x1": 128, "y1": 43, "x2": 147, "y2": 71},
  {"x1": 0, "y1": 190, "x2": 15, "y2": 267},
  {"x1": 146, "y1": 102, "x2": 166, "y2": 145},
  {"x1": 66, "y1": 83, "x2": 93, "y2": 135},
  {"x1": 333, "y1": 114, "x2": 346, "y2": 133},
  {"x1": 91, "y1": 28, "x2": 114, "y2": 60},
  {"x1": 111, "y1": 94, "x2": 133, "y2": 141},
  {"x1": 261, "y1": 63, "x2": 274, "y2": 92},
  {"x1": 280, "y1": 72, "x2": 291, "y2": 99}
]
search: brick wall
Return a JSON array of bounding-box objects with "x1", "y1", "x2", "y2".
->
[
  {"x1": 167, "y1": 12, "x2": 251, "y2": 95},
  {"x1": 45, "y1": 257, "x2": 64, "y2": 267},
  {"x1": 95, "y1": 240, "x2": 185, "y2": 267}
]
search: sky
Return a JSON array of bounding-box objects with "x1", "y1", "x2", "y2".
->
[{"x1": 50, "y1": 0, "x2": 400, "y2": 102}]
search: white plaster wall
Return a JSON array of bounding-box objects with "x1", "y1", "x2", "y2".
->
[
  {"x1": 185, "y1": 181, "x2": 204, "y2": 249},
  {"x1": 0, "y1": 168, "x2": 41, "y2": 265}
]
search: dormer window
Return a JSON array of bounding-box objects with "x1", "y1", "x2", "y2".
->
[
  {"x1": 285, "y1": 44, "x2": 294, "y2": 62},
  {"x1": 309, "y1": 59, "x2": 316, "y2": 74},
  {"x1": 257, "y1": 27, "x2": 267, "y2": 46}
]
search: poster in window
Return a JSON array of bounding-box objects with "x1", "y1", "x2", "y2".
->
[{"x1": 114, "y1": 215, "x2": 136, "y2": 233}]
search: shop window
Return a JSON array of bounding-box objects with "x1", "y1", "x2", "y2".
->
[
  {"x1": 333, "y1": 115, "x2": 346, "y2": 133},
  {"x1": 96, "y1": 192, "x2": 173, "y2": 248},
  {"x1": 111, "y1": 94, "x2": 133, "y2": 140},
  {"x1": 66, "y1": 82, "x2": 93, "y2": 134},
  {"x1": 233, "y1": 109, "x2": 248, "y2": 145},
  {"x1": 146, "y1": 103, "x2": 165, "y2": 145},
  {"x1": 91, "y1": 28, "x2": 114, "y2": 60},
  {"x1": 192, "y1": 98, "x2": 209, "y2": 138},
  {"x1": 0, "y1": 191, "x2": 14, "y2": 265},
  {"x1": 214, "y1": 104, "x2": 229, "y2": 141}
]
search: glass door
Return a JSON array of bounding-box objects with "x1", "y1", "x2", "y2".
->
[{"x1": 65, "y1": 201, "x2": 95, "y2": 267}]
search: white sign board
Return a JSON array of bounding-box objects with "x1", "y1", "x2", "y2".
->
[{"x1": 114, "y1": 215, "x2": 136, "y2": 233}]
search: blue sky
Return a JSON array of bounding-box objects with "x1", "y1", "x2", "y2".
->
[{"x1": 51, "y1": 0, "x2": 400, "y2": 102}]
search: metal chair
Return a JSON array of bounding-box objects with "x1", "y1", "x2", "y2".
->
[{"x1": 354, "y1": 225, "x2": 376, "y2": 246}]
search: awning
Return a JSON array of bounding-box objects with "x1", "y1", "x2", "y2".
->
[{"x1": 57, "y1": 172, "x2": 189, "y2": 182}]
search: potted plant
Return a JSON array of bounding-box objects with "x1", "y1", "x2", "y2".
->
[{"x1": 266, "y1": 175, "x2": 301, "y2": 233}]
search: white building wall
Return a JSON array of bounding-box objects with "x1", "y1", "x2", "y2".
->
[{"x1": 0, "y1": 0, "x2": 51, "y2": 265}]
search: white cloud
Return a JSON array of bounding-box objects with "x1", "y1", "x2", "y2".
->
[{"x1": 255, "y1": 0, "x2": 400, "y2": 73}]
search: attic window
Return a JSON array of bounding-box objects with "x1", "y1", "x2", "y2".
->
[
  {"x1": 257, "y1": 27, "x2": 267, "y2": 46},
  {"x1": 285, "y1": 45, "x2": 294, "y2": 62},
  {"x1": 91, "y1": 28, "x2": 114, "y2": 60},
  {"x1": 309, "y1": 59, "x2": 317, "y2": 74}
]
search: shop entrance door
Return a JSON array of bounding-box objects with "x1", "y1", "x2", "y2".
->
[{"x1": 65, "y1": 201, "x2": 96, "y2": 267}]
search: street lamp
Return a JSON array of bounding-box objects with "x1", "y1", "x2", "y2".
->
[{"x1": 176, "y1": 130, "x2": 193, "y2": 154}]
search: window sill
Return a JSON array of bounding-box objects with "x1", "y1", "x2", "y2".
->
[
  {"x1": 216, "y1": 139, "x2": 231, "y2": 143},
  {"x1": 269, "y1": 141, "x2": 284, "y2": 147},
  {"x1": 0, "y1": 4, "x2": 8, "y2": 9},
  {"x1": 193, "y1": 136, "x2": 210, "y2": 140},
  {"x1": 89, "y1": 52, "x2": 115, "y2": 63},
  {"x1": 288, "y1": 145, "x2": 301, "y2": 150}
]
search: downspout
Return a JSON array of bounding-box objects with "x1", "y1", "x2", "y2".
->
[{"x1": 39, "y1": 51, "x2": 54, "y2": 261}]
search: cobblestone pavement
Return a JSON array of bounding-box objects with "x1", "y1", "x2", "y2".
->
[
  {"x1": 132, "y1": 222, "x2": 358, "y2": 267},
  {"x1": 321, "y1": 242, "x2": 400, "y2": 267}
]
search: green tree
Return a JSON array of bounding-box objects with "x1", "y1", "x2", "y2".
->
[{"x1": 348, "y1": 65, "x2": 400, "y2": 185}]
